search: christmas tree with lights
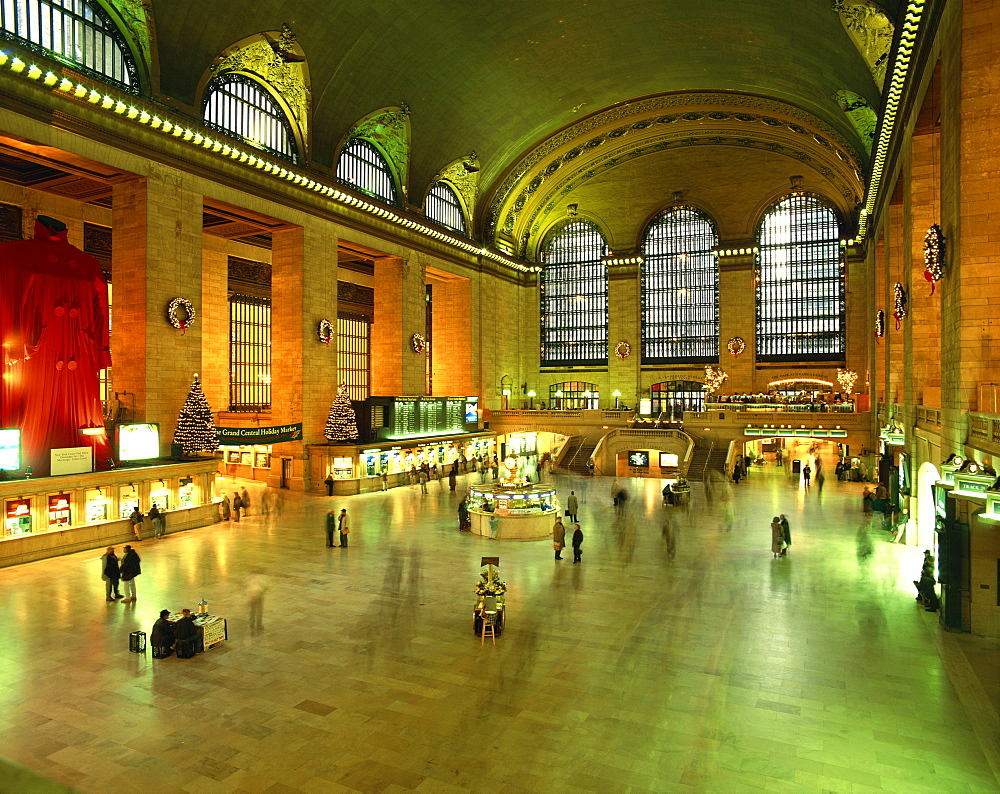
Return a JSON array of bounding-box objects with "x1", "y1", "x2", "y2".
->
[
  {"x1": 325, "y1": 384, "x2": 359, "y2": 442},
  {"x1": 172, "y1": 374, "x2": 219, "y2": 457}
]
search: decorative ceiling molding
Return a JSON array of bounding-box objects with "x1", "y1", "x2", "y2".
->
[
  {"x1": 486, "y1": 92, "x2": 864, "y2": 233},
  {"x1": 210, "y1": 26, "x2": 310, "y2": 153},
  {"x1": 106, "y1": 0, "x2": 154, "y2": 73},
  {"x1": 835, "y1": 90, "x2": 878, "y2": 153},
  {"x1": 345, "y1": 105, "x2": 411, "y2": 198},
  {"x1": 833, "y1": 0, "x2": 895, "y2": 91}
]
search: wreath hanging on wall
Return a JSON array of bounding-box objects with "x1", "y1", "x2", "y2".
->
[
  {"x1": 923, "y1": 224, "x2": 945, "y2": 294},
  {"x1": 317, "y1": 318, "x2": 334, "y2": 345},
  {"x1": 893, "y1": 283, "x2": 908, "y2": 329},
  {"x1": 411, "y1": 333, "x2": 427, "y2": 353},
  {"x1": 166, "y1": 297, "x2": 195, "y2": 331},
  {"x1": 726, "y1": 337, "x2": 746, "y2": 358},
  {"x1": 615, "y1": 341, "x2": 631, "y2": 359}
]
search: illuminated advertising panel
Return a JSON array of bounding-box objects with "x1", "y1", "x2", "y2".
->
[
  {"x1": 0, "y1": 428, "x2": 20, "y2": 470},
  {"x1": 118, "y1": 423, "x2": 160, "y2": 461}
]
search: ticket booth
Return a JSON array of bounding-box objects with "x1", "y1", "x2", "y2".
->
[
  {"x1": 119, "y1": 485, "x2": 140, "y2": 518},
  {"x1": 4, "y1": 498, "x2": 32, "y2": 536},
  {"x1": 150, "y1": 481, "x2": 171, "y2": 510},
  {"x1": 85, "y1": 488, "x2": 110, "y2": 523},
  {"x1": 178, "y1": 477, "x2": 198, "y2": 508},
  {"x1": 47, "y1": 493, "x2": 72, "y2": 528}
]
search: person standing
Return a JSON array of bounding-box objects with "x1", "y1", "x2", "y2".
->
[
  {"x1": 149, "y1": 504, "x2": 165, "y2": 539},
  {"x1": 119, "y1": 544, "x2": 141, "y2": 602},
  {"x1": 418, "y1": 468, "x2": 428, "y2": 494},
  {"x1": 232, "y1": 491, "x2": 243, "y2": 522},
  {"x1": 552, "y1": 516, "x2": 566, "y2": 560},
  {"x1": 241, "y1": 486, "x2": 251, "y2": 516},
  {"x1": 732, "y1": 463, "x2": 742, "y2": 484},
  {"x1": 802, "y1": 464, "x2": 812, "y2": 488},
  {"x1": 458, "y1": 498, "x2": 470, "y2": 531},
  {"x1": 779, "y1": 514, "x2": 791, "y2": 557},
  {"x1": 381, "y1": 471, "x2": 388, "y2": 491},
  {"x1": 325, "y1": 509, "x2": 337, "y2": 547},
  {"x1": 100, "y1": 546, "x2": 122, "y2": 601},
  {"x1": 220, "y1": 493, "x2": 231, "y2": 521},
  {"x1": 571, "y1": 523, "x2": 584, "y2": 563},
  {"x1": 771, "y1": 517, "x2": 785, "y2": 558},
  {"x1": 150, "y1": 610, "x2": 175, "y2": 658},
  {"x1": 129, "y1": 506, "x2": 144, "y2": 541},
  {"x1": 862, "y1": 487, "x2": 873, "y2": 517},
  {"x1": 324, "y1": 473, "x2": 335, "y2": 496},
  {"x1": 489, "y1": 513, "x2": 500, "y2": 540},
  {"x1": 566, "y1": 491, "x2": 579, "y2": 523},
  {"x1": 448, "y1": 464, "x2": 458, "y2": 492},
  {"x1": 247, "y1": 571, "x2": 268, "y2": 634},
  {"x1": 338, "y1": 508, "x2": 350, "y2": 547}
]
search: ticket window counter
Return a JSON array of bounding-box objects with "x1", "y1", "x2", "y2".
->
[
  {"x1": 360, "y1": 453, "x2": 379, "y2": 477},
  {"x1": 48, "y1": 493, "x2": 72, "y2": 529},
  {"x1": 332, "y1": 457, "x2": 354, "y2": 480},
  {"x1": 85, "y1": 489, "x2": 110, "y2": 523},
  {"x1": 5, "y1": 498, "x2": 32, "y2": 536},
  {"x1": 150, "y1": 483, "x2": 171, "y2": 511},
  {"x1": 178, "y1": 478, "x2": 198, "y2": 508},
  {"x1": 119, "y1": 487, "x2": 141, "y2": 518}
]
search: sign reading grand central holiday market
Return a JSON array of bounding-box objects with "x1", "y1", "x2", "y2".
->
[{"x1": 216, "y1": 424, "x2": 303, "y2": 444}]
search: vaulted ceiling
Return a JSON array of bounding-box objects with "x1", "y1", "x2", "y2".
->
[{"x1": 147, "y1": 0, "x2": 898, "y2": 249}]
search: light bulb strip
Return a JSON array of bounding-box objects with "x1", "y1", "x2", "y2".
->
[{"x1": 0, "y1": 49, "x2": 533, "y2": 272}]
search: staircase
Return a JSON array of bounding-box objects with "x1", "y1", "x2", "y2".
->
[
  {"x1": 563, "y1": 438, "x2": 597, "y2": 475},
  {"x1": 685, "y1": 444, "x2": 730, "y2": 481}
]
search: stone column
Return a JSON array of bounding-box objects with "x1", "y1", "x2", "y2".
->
[
  {"x1": 200, "y1": 236, "x2": 229, "y2": 412},
  {"x1": 268, "y1": 223, "x2": 340, "y2": 491},
  {"x1": 111, "y1": 172, "x2": 202, "y2": 456},
  {"x1": 607, "y1": 262, "x2": 639, "y2": 406},
  {"x1": 372, "y1": 255, "x2": 426, "y2": 395},
  {"x1": 717, "y1": 250, "x2": 756, "y2": 391},
  {"x1": 431, "y1": 277, "x2": 473, "y2": 396}
]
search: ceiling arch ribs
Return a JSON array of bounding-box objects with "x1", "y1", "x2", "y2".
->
[{"x1": 485, "y1": 92, "x2": 866, "y2": 261}]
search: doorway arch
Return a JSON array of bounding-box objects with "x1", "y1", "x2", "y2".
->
[{"x1": 916, "y1": 461, "x2": 940, "y2": 549}]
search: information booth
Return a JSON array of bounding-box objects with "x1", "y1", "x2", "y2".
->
[{"x1": 465, "y1": 455, "x2": 558, "y2": 540}]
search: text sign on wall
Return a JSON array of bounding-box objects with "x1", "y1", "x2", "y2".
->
[
  {"x1": 50, "y1": 447, "x2": 93, "y2": 475},
  {"x1": 216, "y1": 424, "x2": 303, "y2": 444}
]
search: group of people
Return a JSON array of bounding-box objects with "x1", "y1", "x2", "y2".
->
[
  {"x1": 325, "y1": 508, "x2": 350, "y2": 547},
  {"x1": 914, "y1": 550, "x2": 939, "y2": 612},
  {"x1": 219, "y1": 487, "x2": 252, "y2": 521},
  {"x1": 99, "y1": 545, "x2": 141, "y2": 601},
  {"x1": 770, "y1": 514, "x2": 792, "y2": 557},
  {"x1": 150, "y1": 608, "x2": 203, "y2": 659},
  {"x1": 125, "y1": 504, "x2": 167, "y2": 541},
  {"x1": 551, "y1": 515, "x2": 584, "y2": 563}
]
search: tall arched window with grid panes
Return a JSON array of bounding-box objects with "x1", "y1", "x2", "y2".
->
[
  {"x1": 756, "y1": 194, "x2": 844, "y2": 361},
  {"x1": 203, "y1": 74, "x2": 298, "y2": 162},
  {"x1": 641, "y1": 207, "x2": 719, "y2": 363},
  {"x1": 424, "y1": 182, "x2": 467, "y2": 235},
  {"x1": 0, "y1": 0, "x2": 139, "y2": 89},
  {"x1": 540, "y1": 220, "x2": 609, "y2": 366},
  {"x1": 337, "y1": 138, "x2": 398, "y2": 205}
]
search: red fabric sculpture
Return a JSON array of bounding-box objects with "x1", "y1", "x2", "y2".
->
[{"x1": 0, "y1": 216, "x2": 112, "y2": 476}]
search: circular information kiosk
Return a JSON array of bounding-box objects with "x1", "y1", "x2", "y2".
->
[{"x1": 465, "y1": 455, "x2": 558, "y2": 540}]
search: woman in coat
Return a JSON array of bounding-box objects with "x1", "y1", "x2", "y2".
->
[
  {"x1": 232, "y1": 491, "x2": 243, "y2": 522},
  {"x1": 150, "y1": 610, "x2": 175, "y2": 658},
  {"x1": 552, "y1": 517, "x2": 566, "y2": 560},
  {"x1": 220, "y1": 494, "x2": 231, "y2": 521},
  {"x1": 100, "y1": 547, "x2": 122, "y2": 601},
  {"x1": 779, "y1": 514, "x2": 791, "y2": 557},
  {"x1": 571, "y1": 523, "x2": 584, "y2": 563},
  {"x1": 771, "y1": 517, "x2": 785, "y2": 558}
]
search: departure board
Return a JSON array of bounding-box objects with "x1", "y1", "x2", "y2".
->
[{"x1": 382, "y1": 396, "x2": 479, "y2": 439}]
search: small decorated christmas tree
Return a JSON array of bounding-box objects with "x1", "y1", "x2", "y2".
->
[
  {"x1": 172, "y1": 374, "x2": 219, "y2": 456},
  {"x1": 325, "y1": 384, "x2": 359, "y2": 442}
]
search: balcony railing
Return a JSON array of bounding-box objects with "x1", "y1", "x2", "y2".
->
[{"x1": 704, "y1": 401, "x2": 856, "y2": 413}]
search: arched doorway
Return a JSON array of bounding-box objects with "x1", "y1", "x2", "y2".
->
[
  {"x1": 650, "y1": 380, "x2": 704, "y2": 420},
  {"x1": 916, "y1": 461, "x2": 940, "y2": 549}
]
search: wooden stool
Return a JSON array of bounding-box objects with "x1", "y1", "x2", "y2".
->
[{"x1": 481, "y1": 594, "x2": 498, "y2": 645}]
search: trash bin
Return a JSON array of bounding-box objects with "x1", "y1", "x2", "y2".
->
[
  {"x1": 129, "y1": 630, "x2": 147, "y2": 653},
  {"x1": 792, "y1": 459, "x2": 801, "y2": 474}
]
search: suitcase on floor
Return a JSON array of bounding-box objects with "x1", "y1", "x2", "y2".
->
[{"x1": 129, "y1": 631, "x2": 146, "y2": 653}]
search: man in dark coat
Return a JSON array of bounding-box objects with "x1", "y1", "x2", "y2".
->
[
  {"x1": 172, "y1": 608, "x2": 201, "y2": 657},
  {"x1": 779, "y1": 514, "x2": 791, "y2": 557},
  {"x1": 325, "y1": 509, "x2": 336, "y2": 547},
  {"x1": 100, "y1": 546, "x2": 122, "y2": 601},
  {"x1": 232, "y1": 491, "x2": 243, "y2": 522},
  {"x1": 571, "y1": 523, "x2": 584, "y2": 564},
  {"x1": 119, "y1": 544, "x2": 141, "y2": 602},
  {"x1": 324, "y1": 474, "x2": 335, "y2": 496},
  {"x1": 150, "y1": 610, "x2": 175, "y2": 658}
]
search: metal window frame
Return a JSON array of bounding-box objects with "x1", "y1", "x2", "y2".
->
[
  {"x1": 755, "y1": 194, "x2": 845, "y2": 362},
  {"x1": 336, "y1": 138, "x2": 399, "y2": 206},
  {"x1": 425, "y1": 181, "x2": 467, "y2": 235},
  {"x1": 540, "y1": 220, "x2": 609, "y2": 367},
  {"x1": 0, "y1": 0, "x2": 139, "y2": 91},
  {"x1": 548, "y1": 381, "x2": 600, "y2": 410},
  {"x1": 229, "y1": 294, "x2": 271, "y2": 412},
  {"x1": 650, "y1": 380, "x2": 705, "y2": 418},
  {"x1": 641, "y1": 207, "x2": 719, "y2": 364},
  {"x1": 202, "y1": 73, "x2": 298, "y2": 163},
  {"x1": 337, "y1": 311, "x2": 370, "y2": 401}
]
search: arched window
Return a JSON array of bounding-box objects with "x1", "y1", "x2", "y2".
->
[
  {"x1": 337, "y1": 138, "x2": 398, "y2": 205},
  {"x1": 756, "y1": 194, "x2": 844, "y2": 361},
  {"x1": 425, "y1": 182, "x2": 467, "y2": 235},
  {"x1": 203, "y1": 74, "x2": 298, "y2": 162},
  {"x1": 641, "y1": 207, "x2": 719, "y2": 363},
  {"x1": 650, "y1": 380, "x2": 705, "y2": 420},
  {"x1": 540, "y1": 221, "x2": 609, "y2": 366},
  {"x1": 0, "y1": 0, "x2": 138, "y2": 89},
  {"x1": 549, "y1": 381, "x2": 600, "y2": 410}
]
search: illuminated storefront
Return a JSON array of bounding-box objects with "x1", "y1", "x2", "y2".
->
[
  {"x1": 47, "y1": 493, "x2": 72, "y2": 528},
  {"x1": 4, "y1": 498, "x2": 32, "y2": 536}
]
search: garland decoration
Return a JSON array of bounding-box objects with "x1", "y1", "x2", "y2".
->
[
  {"x1": 875, "y1": 309, "x2": 885, "y2": 344},
  {"x1": 317, "y1": 318, "x2": 334, "y2": 345},
  {"x1": 166, "y1": 297, "x2": 195, "y2": 332},
  {"x1": 923, "y1": 224, "x2": 945, "y2": 295},
  {"x1": 893, "y1": 283, "x2": 907, "y2": 330},
  {"x1": 703, "y1": 365, "x2": 729, "y2": 394},
  {"x1": 615, "y1": 341, "x2": 631, "y2": 359},
  {"x1": 411, "y1": 333, "x2": 427, "y2": 353},
  {"x1": 726, "y1": 337, "x2": 746, "y2": 358}
]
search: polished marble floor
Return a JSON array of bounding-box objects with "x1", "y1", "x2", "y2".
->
[{"x1": 0, "y1": 445, "x2": 998, "y2": 792}]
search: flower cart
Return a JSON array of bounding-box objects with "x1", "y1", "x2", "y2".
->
[{"x1": 472, "y1": 558, "x2": 506, "y2": 637}]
